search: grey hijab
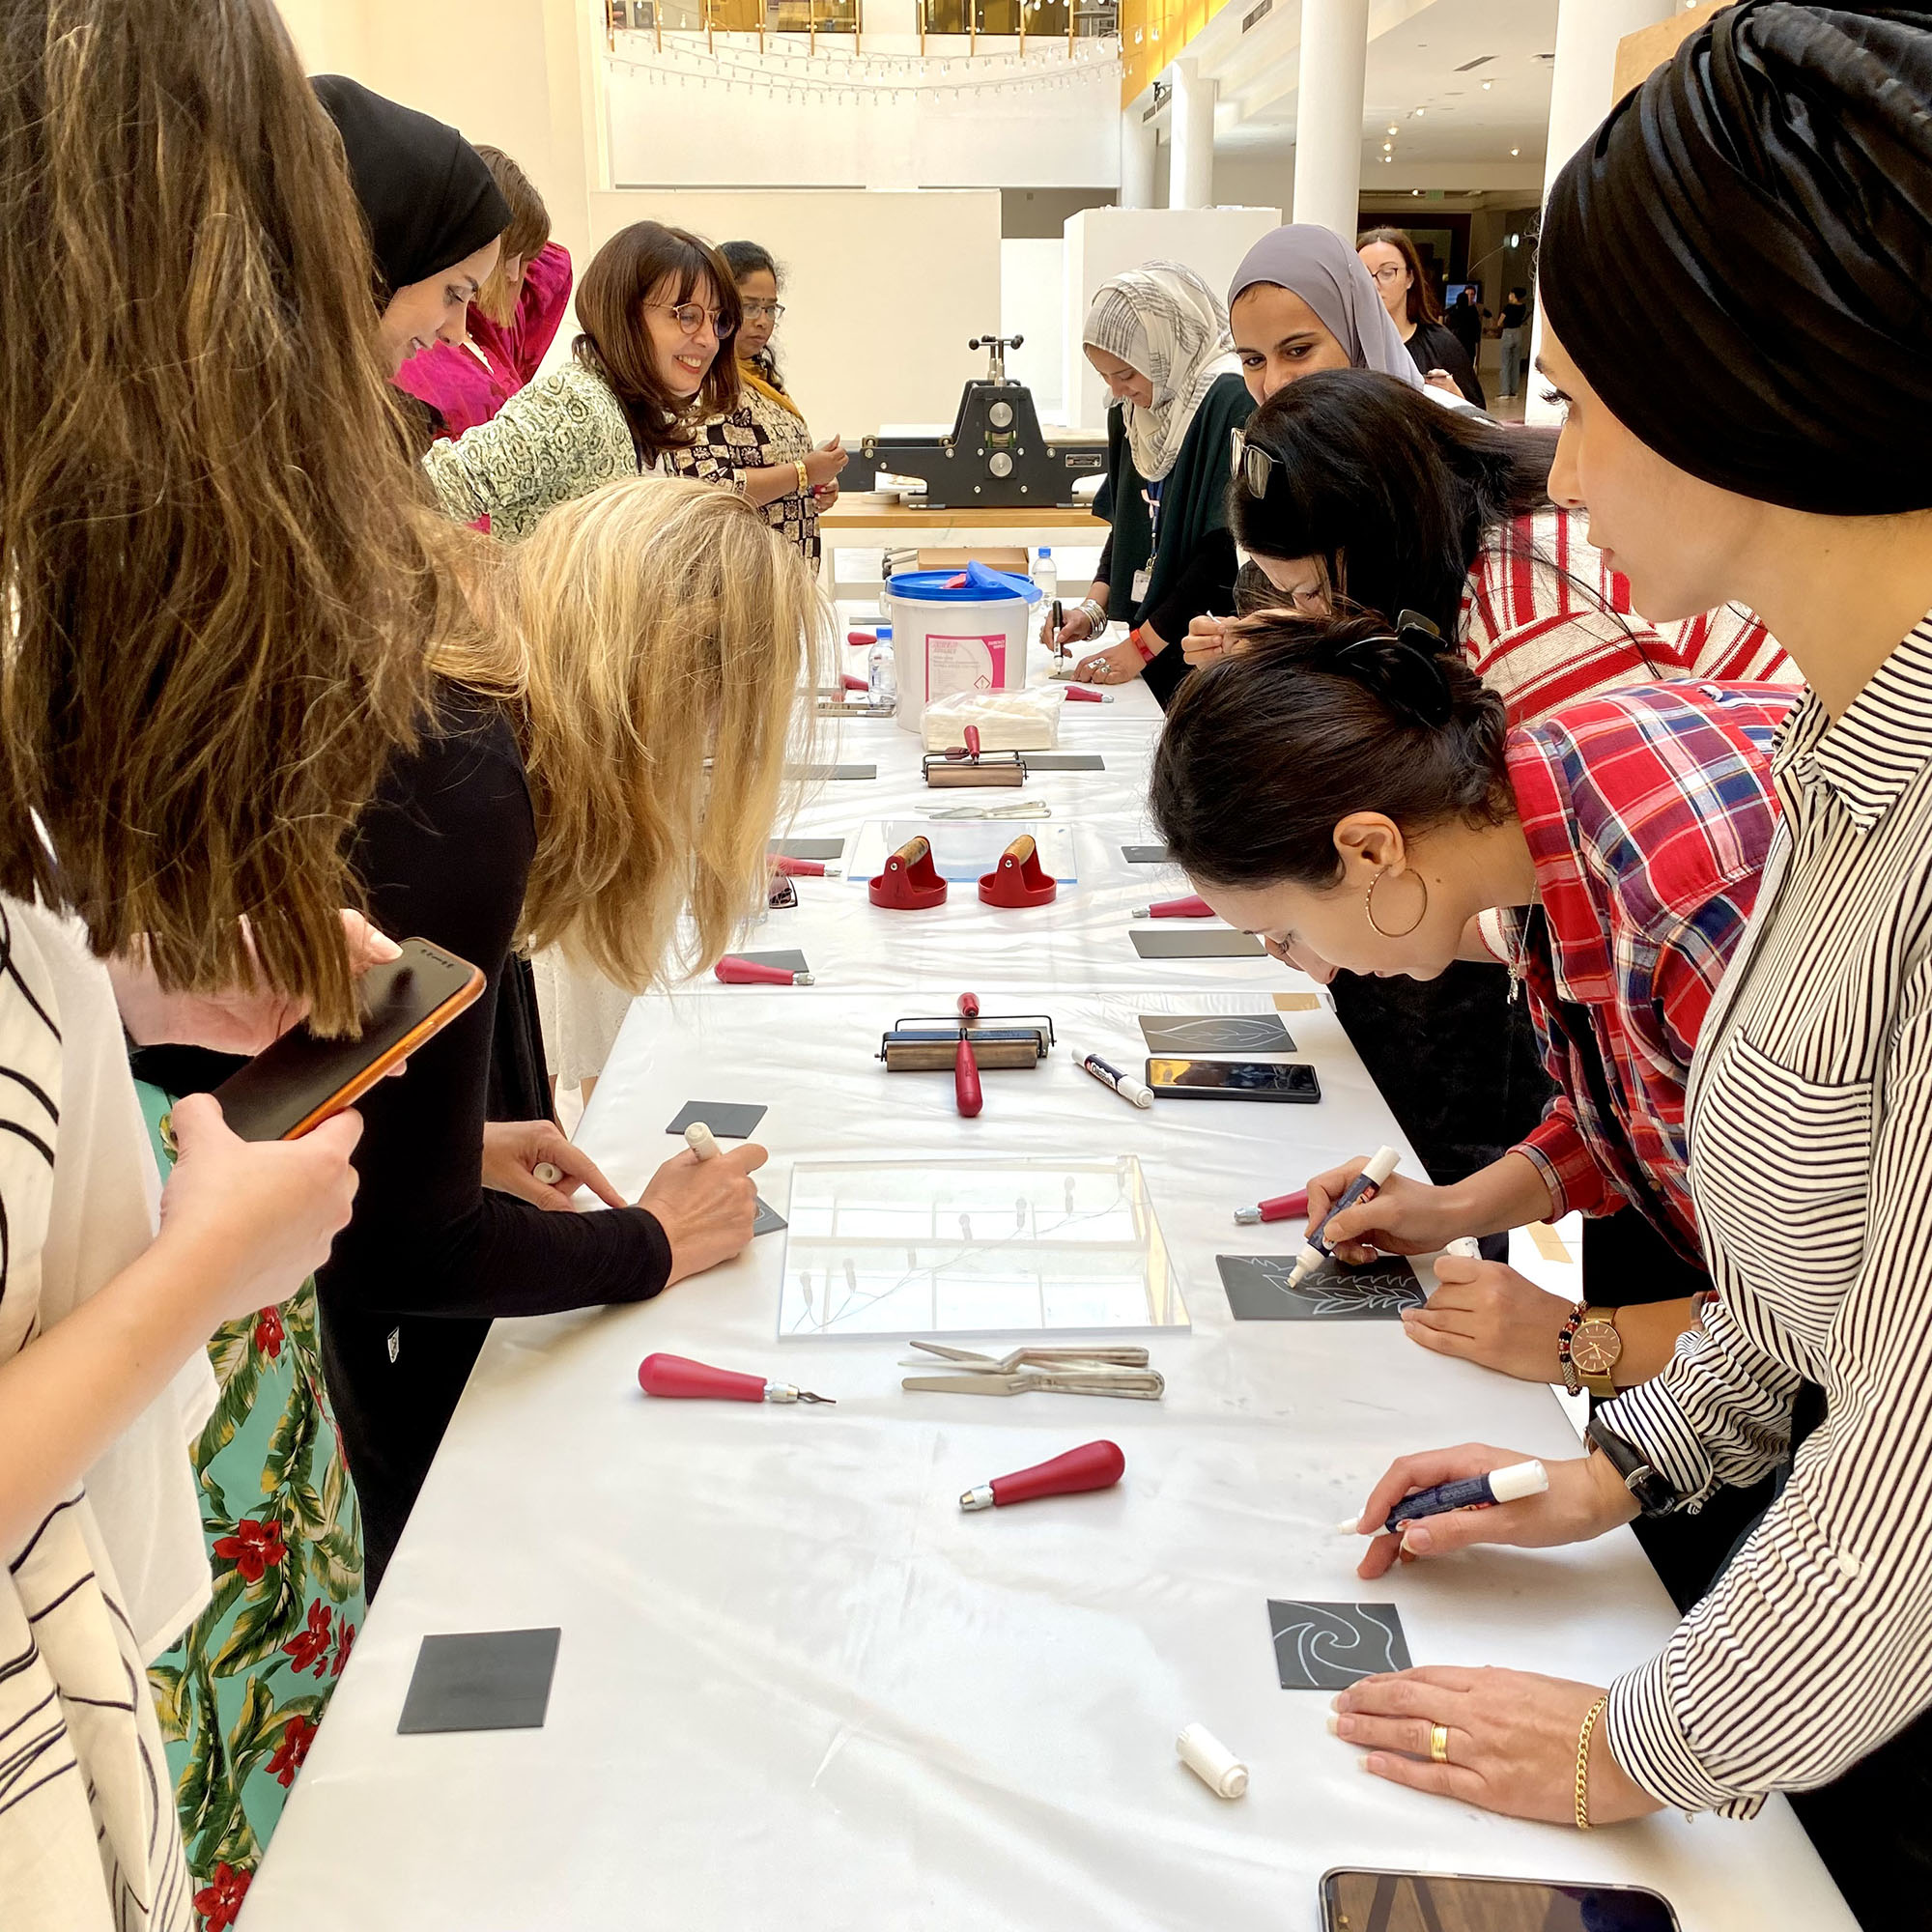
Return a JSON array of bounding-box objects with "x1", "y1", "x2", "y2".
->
[{"x1": 1227, "y1": 225, "x2": 1425, "y2": 386}]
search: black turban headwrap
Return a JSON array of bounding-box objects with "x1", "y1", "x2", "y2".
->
[
  {"x1": 312, "y1": 75, "x2": 509, "y2": 299},
  {"x1": 1541, "y1": 4, "x2": 1932, "y2": 516}
]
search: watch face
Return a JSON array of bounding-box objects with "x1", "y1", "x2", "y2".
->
[{"x1": 1572, "y1": 1320, "x2": 1622, "y2": 1376}]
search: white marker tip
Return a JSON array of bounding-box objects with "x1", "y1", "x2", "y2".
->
[{"x1": 1335, "y1": 1516, "x2": 1368, "y2": 1535}]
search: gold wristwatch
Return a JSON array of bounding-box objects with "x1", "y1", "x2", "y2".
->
[{"x1": 1569, "y1": 1306, "x2": 1624, "y2": 1399}]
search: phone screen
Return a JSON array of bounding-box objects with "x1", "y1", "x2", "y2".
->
[
  {"x1": 208, "y1": 939, "x2": 482, "y2": 1142},
  {"x1": 1321, "y1": 1869, "x2": 1678, "y2": 1932},
  {"x1": 1145, "y1": 1058, "x2": 1321, "y2": 1102}
]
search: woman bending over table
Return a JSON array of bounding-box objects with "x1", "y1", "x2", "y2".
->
[{"x1": 1313, "y1": 9, "x2": 1932, "y2": 1920}]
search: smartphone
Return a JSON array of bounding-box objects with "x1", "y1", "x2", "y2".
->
[
  {"x1": 1321, "y1": 1868, "x2": 1680, "y2": 1932},
  {"x1": 201, "y1": 937, "x2": 485, "y2": 1142},
  {"x1": 1145, "y1": 1057, "x2": 1321, "y2": 1103}
]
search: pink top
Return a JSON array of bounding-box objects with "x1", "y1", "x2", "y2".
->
[{"x1": 395, "y1": 242, "x2": 574, "y2": 440}]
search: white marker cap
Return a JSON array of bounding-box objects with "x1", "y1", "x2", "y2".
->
[
  {"x1": 1488, "y1": 1459, "x2": 1548, "y2": 1505},
  {"x1": 685, "y1": 1122, "x2": 724, "y2": 1161},
  {"x1": 1177, "y1": 1722, "x2": 1248, "y2": 1799},
  {"x1": 1362, "y1": 1145, "x2": 1403, "y2": 1186}
]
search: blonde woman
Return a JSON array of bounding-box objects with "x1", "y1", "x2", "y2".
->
[
  {"x1": 482, "y1": 477, "x2": 825, "y2": 1090},
  {"x1": 316, "y1": 475, "x2": 824, "y2": 1590}
]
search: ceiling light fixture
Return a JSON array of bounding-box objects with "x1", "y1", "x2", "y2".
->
[
  {"x1": 1482, "y1": 78, "x2": 1492, "y2": 90},
  {"x1": 1510, "y1": 146, "x2": 1520, "y2": 156},
  {"x1": 1382, "y1": 140, "x2": 1391, "y2": 151}
]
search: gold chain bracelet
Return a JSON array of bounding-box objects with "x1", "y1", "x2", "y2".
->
[{"x1": 1575, "y1": 1693, "x2": 1610, "y2": 1831}]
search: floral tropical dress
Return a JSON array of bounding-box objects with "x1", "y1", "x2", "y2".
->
[{"x1": 136, "y1": 1085, "x2": 365, "y2": 1932}]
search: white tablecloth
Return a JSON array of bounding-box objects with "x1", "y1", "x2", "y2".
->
[{"x1": 242, "y1": 644, "x2": 1853, "y2": 1931}]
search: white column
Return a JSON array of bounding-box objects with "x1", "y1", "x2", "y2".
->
[
  {"x1": 1167, "y1": 58, "x2": 1216, "y2": 212},
  {"x1": 1120, "y1": 103, "x2": 1157, "y2": 211},
  {"x1": 1289, "y1": 0, "x2": 1369, "y2": 240},
  {"x1": 1524, "y1": 0, "x2": 1676, "y2": 419}
]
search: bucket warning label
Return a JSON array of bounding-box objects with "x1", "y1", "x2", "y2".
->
[{"x1": 924, "y1": 632, "x2": 1009, "y2": 703}]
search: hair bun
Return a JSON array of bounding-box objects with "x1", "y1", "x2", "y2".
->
[{"x1": 1328, "y1": 611, "x2": 1456, "y2": 728}]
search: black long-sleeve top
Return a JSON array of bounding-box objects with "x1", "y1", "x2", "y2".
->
[
  {"x1": 317, "y1": 683, "x2": 671, "y2": 1590},
  {"x1": 1403, "y1": 320, "x2": 1486, "y2": 408}
]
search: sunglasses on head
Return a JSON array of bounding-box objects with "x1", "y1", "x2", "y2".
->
[{"x1": 1230, "y1": 425, "x2": 1282, "y2": 499}]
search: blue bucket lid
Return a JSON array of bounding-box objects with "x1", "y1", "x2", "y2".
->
[{"x1": 886, "y1": 559, "x2": 1042, "y2": 605}]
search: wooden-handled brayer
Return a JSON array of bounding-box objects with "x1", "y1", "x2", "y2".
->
[{"x1": 923, "y1": 723, "x2": 1025, "y2": 789}]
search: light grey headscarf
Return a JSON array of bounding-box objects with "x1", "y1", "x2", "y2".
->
[
  {"x1": 1227, "y1": 225, "x2": 1425, "y2": 386},
  {"x1": 1082, "y1": 262, "x2": 1239, "y2": 482}
]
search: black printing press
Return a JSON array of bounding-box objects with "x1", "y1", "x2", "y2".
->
[{"x1": 859, "y1": 334, "x2": 1104, "y2": 511}]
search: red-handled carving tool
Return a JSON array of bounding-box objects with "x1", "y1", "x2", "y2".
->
[
  {"x1": 846, "y1": 629, "x2": 876, "y2": 646},
  {"x1": 770, "y1": 854, "x2": 839, "y2": 879},
  {"x1": 638, "y1": 1352, "x2": 834, "y2": 1405},
  {"x1": 1062, "y1": 685, "x2": 1113, "y2": 703},
  {"x1": 1133, "y1": 895, "x2": 1214, "y2": 920},
  {"x1": 959, "y1": 1439, "x2": 1125, "y2": 1510},
  {"x1": 841, "y1": 673, "x2": 869, "y2": 693},
  {"x1": 715, "y1": 955, "x2": 813, "y2": 986},
  {"x1": 954, "y1": 991, "x2": 982, "y2": 1117},
  {"x1": 1234, "y1": 1187, "x2": 1309, "y2": 1227}
]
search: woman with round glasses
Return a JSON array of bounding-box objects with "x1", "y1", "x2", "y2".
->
[
  {"x1": 423, "y1": 220, "x2": 741, "y2": 541},
  {"x1": 1357, "y1": 226, "x2": 1484, "y2": 407},
  {"x1": 687, "y1": 240, "x2": 847, "y2": 563}
]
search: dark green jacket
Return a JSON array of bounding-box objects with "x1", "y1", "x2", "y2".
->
[{"x1": 1093, "y1": 372, "x2": 1253, "y2": 704}]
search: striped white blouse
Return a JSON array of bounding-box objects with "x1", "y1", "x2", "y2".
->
[{"x1": 1600, "y1": 614, "x2": 1932, "y2": 1813}]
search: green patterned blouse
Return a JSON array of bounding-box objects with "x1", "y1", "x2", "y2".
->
[{"x1": 420, "y1": 359, "x2": 639, "y2": 542}]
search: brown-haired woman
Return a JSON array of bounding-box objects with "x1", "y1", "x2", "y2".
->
[
  {"x1": 421, "y1": 218, "x2": 742, "y2": 539},
  {"x1": 0, "y1": 0, "x2": 459, "y2": 1921},
  {"x1": 396, "y1": 144, "x2": 575, "y2": 440},
  {"x1": 1357, "y1": 226, "x2": 1485, "y2": 406}
]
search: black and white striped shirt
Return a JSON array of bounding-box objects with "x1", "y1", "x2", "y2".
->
[{"x1": 1601, "y1": 614, "x2": 1932, "y2": 1814}]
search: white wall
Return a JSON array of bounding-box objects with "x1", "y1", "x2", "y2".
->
[
  {"x1": 1061, "y1": 204, "x2": 1282, "y2": 431},
  {"x1": 605, "y1": 40, "x2": 1120, "y2": 192},
  {"x1": 587, "y1": 187, "x2": 1001, "y2": 440},
  {"x1": 1000, "y1": 239, "x2": 1066, "y2": 421}
]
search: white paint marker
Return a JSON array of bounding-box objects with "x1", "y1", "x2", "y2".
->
[
  {"x1": 685, "y1": 1122, "x2": 724, "y2": 1161},
  {"x1": 1077, "y1": 1051, "x2": 1153, "y2": 1109},
  {"x1": 1177, "y1": 1723, "x2": 1248, "y2": 1799},
  {"x1": 1336, "y1": 1458, "x2": 1548, "y2": 1537},
  {"x1": 1287, "y1": 1145, "x2": 1402, "y2": 1289}
]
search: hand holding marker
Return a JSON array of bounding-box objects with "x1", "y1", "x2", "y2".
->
[{"x1": 1288, "y1": 1145, "x2": 1402, "y2": 1288}]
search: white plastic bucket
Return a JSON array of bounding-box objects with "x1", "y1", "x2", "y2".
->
[{"x1": 885, "y1": 572, "x2": 1035, "y2": 736}]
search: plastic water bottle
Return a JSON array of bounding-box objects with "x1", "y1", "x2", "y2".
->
[
  {"x1": 867, "y1": 626, "x2": 896, "y2": 708},
  {"x1": 1034, "y1": 547, "x2": 1057, "y2": 603}
]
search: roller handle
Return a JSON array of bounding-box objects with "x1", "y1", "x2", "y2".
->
[
  {"x1": 964, "y1": 724, "x2": 981, "y2": 761},
  {"x1": 954, "y1": 1036, "x2": 983, "y2": 1118},
  {"x1": 639, "y1": 1353, "x2": 766, "y2": 1403},
  {"x1": 958, "y1": 991, "x2": 981, "y2": 1019},
  {"x1": 992, "y1": 1440, "x2": 1125, "y2": 1505}
]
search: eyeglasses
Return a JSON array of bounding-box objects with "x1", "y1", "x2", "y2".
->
[
  {"x1": 1365, "y1": 263, "x2": 1406, "y2": 284},
  {"x1": 741, "y1": 300, "x2": 786, "y2": 323},
  {"x1": 645, "y1": 301, "x2": 735, "y2": 340},
  {"x1": 1230, "y1": 425, "x2": 1282, "y2": 499}
]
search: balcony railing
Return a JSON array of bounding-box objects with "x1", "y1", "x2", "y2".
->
[{"x1": 609, "y1": 0, "x2": 1117, "y2": 44}]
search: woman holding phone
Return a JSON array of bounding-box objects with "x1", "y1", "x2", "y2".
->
[
  {"x1": 1316, "y1": 10, "x2": 1932, "y2": 1920},
  {"x1": 0, "y1": 1, "x2": 458, "y2": 1919}
]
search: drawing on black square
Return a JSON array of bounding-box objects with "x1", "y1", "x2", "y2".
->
[
  {"x1": 1131, "y1": 928, "x2": 1266, "y2": 961},
  {"x1": 769, "y1": 838, "x2": 844, "y2": 860},
  {"x1": 1122, "y1": 843, "x2": 1170, "y2": 865},
  {"x1": 1140, "y1": 1014, "x2": 1293, "y2": 1054},
  {"x1": 1267, "y1": 1601, "x2": 1410, "y2": 1690},
  {"x1": 751, "y1": 1196, "x2": 786, "y2": 1237},
  {"x1": 666, "y1": 1101, "x2": 768, "y2": 1139},
  {"x1": 1217, "y1": 1252, "x2": 1424, "y2": 1321}
]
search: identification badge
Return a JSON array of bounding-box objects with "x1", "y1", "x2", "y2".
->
[{"x1": 1130, "y1": 566, "x2": 1151, "y2": 603}]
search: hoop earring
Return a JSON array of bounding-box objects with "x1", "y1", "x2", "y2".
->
[{"x1": 1365, "y1": 865, "x2": 1428, "y2": 940}]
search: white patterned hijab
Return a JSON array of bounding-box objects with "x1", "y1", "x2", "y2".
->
[{"x1": 1083, "y1": 262, "x2": 1238, "y2": 482}]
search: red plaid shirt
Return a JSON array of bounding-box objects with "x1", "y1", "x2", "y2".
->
[
  {"x1": 1461, "y1": 510, "x2": 1797, "y2": 725},
  {"x1": 1494, "y1": 681, "x2": 1797, "y2": 1250}
]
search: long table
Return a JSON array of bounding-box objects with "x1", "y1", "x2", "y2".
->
[{"x1": 242, "y1": 646, "x2": 1854, "y2": 1931}]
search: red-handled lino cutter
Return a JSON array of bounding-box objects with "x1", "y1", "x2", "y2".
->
[
  {"x1": 954, "y1": 991, "x2": 983, "y2": 1117},
  {"x1": 1234, "y1": 1187, "x2": 1310, "y2": 1227},
  {"x1": 979, "y1": 834, "x2": 1058, "y2": 909},
  {"x1": 1061, "y1": 684, "x2": 1112, "y2": 704},
  {"x1": 841, "y1": 672, "x2": 870, "y2": 693},
  {"x1": 959, "y1": 1440, "x2": 1125, "y2": 1511},
  {"x1": 869, "y1": 834, "x2": 949, "y2": 909},
  {"x1": 771, "y1": 854, "x2": 838, "y2": 879},
  {"x1": 1133, "y1": 895, "x2": 1213, "y2": 920},
  {"x1": 639, "y1": 1352, "x2": 835, "y2": 1405},
  {"x1": 715, "y1": 955, "x2": 813, "y2": 986}
]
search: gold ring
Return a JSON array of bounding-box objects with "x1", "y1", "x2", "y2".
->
[{"x1": 1429, "y1": 1722, "x2": 1451, "y2": 1764}]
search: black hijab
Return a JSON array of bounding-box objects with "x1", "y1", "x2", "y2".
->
[
  {"x1": 1541, "y1": 4, "x2": 1932, "y2": 516},
  {"x1": 312, "y1": 75, "x2": 509, "y2": 298}
]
